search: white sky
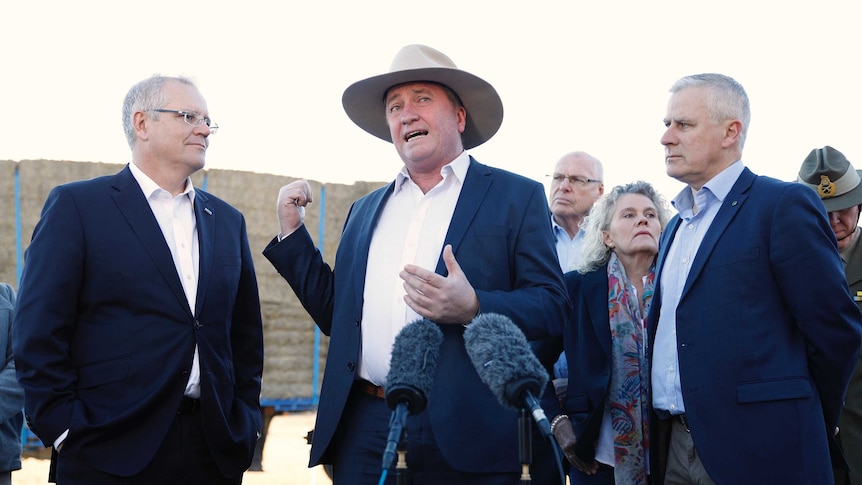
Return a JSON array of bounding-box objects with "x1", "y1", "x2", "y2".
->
[{"x1": 2, "y1": 1, "x2": 861, "y2": 202}]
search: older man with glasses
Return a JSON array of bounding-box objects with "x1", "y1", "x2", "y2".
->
[
  {"x1": 548, "y1": 151, "x2": 605, "y2": 273},
  {"x1": 534, "y1": 151, "x2": 605, "y2": 481},
  {"x1": 13, "y1": 75, "x2": 263, "y2": 484}
]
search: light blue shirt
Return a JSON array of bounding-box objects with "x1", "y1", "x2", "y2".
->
[
  {"x1": 651, "y1": 161, "x2": 745, "y2": 415},
  {"x1": 552, "y1": 217, "x2": 584, "y2": 273}
]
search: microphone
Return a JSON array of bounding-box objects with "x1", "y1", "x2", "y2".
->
[
  {"x1": 464, "y1": 313, "x2": 552, "y2": 440},
  {"x1": 381, "y1": 318, "x2": 443, "y2": 470}
]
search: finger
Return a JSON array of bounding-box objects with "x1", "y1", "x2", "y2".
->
[
  {"x1": 278, "y1": 189, "x2": 300, "y2": 208},
  {"x1": 442, "y1": 244, "x2": 461, "y2": 275},
  {"x1": 402, "y1": 277, "x2": 426, "y2": 298},
  {"x1": 301, "y1": 180, "x2": 314, "y2": 204},
  {"x1": 401, "y1": 265, "x2": 434, "y2": 287},
  {"x1": 293, "y1": 192, "x2": 311, "y2": 207},
  {"x1": 279, "y1": 181, "x2": 313, "y2": 208},
  {"x1": 289, "y1": 193, "x2": 308, "y2": 208}
]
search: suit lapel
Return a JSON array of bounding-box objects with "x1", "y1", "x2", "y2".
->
[
  {"x1": 110, "y1": 166, "x2": 193, "y2": 317},
  {"x1": 352, "y1": 182, "x2": 396, "y2": 294},
  {"x1": 435, "y1": 157, "x2": 492, "y2": 275},
  {"x1": 586, "y1": 268, "x2": 613, "y2": 361},
  {"x1": 654, "y1": 216, "x2": 681, "y2": 288},
  {"x1": 649, "y1": 215, "x2": 681, "y2": 334},
  {"x1": 194, "y1": 191, "x2": 213, "y2": 317},
  {"x1": 680, "y1": 168, "x2": 754, "y2": 299}
]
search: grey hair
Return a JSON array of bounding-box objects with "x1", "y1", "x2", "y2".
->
[
  {"x1": 578, "y1": 180, "x2": 670, "y2": 274},
  {"x1": 670, "y1": 73, "x2": 750, "y2": 149},
  {"x1": 122, "y1": 75, "x2": 196, "y2": 148}
]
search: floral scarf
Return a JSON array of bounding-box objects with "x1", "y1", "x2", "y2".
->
[{"x1": 606, "y1": 253, "x2": 654, "y2": 485}]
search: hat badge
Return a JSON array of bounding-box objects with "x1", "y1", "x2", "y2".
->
[{"x1": 818, "y1": 175, "x2": 836, "y2": 198}]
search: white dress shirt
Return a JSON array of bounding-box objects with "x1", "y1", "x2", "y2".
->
[
  {"x1": 359, "y1": 152, "x2": 468, "y2": 385},
  {"x1": 129, "y1": 162, "x2": 201, "y2": 398}
]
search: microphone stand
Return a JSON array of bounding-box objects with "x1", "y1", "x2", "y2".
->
[
  {"x1": 396, "y1": 437, "x2": 411, "y2": 485},
  {"x1": 519, "y1": 408, "x2": 532, "y2": 484}
]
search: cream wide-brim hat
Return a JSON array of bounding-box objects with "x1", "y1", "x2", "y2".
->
[
  {"x1": 798, "y1": 146, "x2": 862, "y2": 212},
  {"x1": 341, "y1": 44, "x2": 504, "y2": 150}
]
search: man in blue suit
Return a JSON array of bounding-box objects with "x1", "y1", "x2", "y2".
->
[
  {"x1": 648, "y1": 73, "x2": 862, "y2": 484},
  {"x1": 264, "y1": 44, "x2": 568, "y2": 484},
  {"x1": 13, "y1": 75, "x2": 264, "y2": 484}
]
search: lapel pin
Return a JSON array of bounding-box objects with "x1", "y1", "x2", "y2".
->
[
  {"x1": 204, "y1": 207, "x2": 213, "y2": 216},
  {"x1": 731, "y1": 201, "x2": 738, "y2": 206}
]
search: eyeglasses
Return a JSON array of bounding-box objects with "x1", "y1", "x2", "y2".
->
[
  {"x1": 150, "y1": 109, "x2": 219, "y2": 134},
  {"x1": 548, "y1": 174, "x2": 602, "y2": 187}
]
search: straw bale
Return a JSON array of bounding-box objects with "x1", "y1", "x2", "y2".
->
[
  {"x1": 0, "y1": 161, "x2": 18, "y2": 287},
  {"x1": 17, "y1": 160, "x2": 126, "y2": 263}
]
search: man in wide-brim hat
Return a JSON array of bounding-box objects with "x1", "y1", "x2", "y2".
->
[
  {"x1": 798, "y1": 145, "x2": 862, "y2": 485},
  {"x1": 264, "y1": 45, "x2": 568, "y2": 484}
]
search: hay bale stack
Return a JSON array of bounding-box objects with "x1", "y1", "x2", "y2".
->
[{"x1": 0, "y1": 161, "x2": 17, "y2": 286}]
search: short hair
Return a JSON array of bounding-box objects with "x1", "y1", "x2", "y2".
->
[
  {"x1": 670, "y1": 73, "x2": 750, "y2": 148},
  {"x1": 122, "y1": 75, "x2": 196, "y2": 148},
  {"x1": 578, "y1": 180, "x2": 670, "y2": 273}
]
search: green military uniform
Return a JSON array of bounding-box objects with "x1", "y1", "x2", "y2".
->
[
  {"x1": 841, "y1": 227, "x2": 862, "y2": 485},
  {"x1": 798, "y1": 146, "x2": 862, "y2": 485}
]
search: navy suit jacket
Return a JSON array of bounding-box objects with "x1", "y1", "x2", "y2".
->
[
  {"x1": 264, "y1": 157, "x2": 568, "y2": 472},
  {"x1": 647, "y1": 168, "x2": 862, "y2": 484},
  {"x1": 13, "y1": 166, "x2": 264, "y2": 477},
  {"x1": 556, "y1": 266, "x2": 615, "y2": 463}
]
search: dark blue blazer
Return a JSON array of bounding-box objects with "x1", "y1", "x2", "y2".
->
[
  {"x1": 647, "y1": 168, "x2": 862, "y2": 484},
  {"x1": 13, "y1": 166, "x2": 264, "y2": 477},
  {"x1": 556, "y1": 266, "x2": 615, "y2": 463},
  {"x1": 264, "y1": 157, "x2": 568, "y2": 472}
]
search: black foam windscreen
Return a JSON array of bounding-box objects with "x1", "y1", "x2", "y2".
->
[
  {"x1": 384, "y1": 318, "x2": 444, "y2": 414},
  {"x1": 463, "y1": 312, "x2": 549, "y2": 410}
]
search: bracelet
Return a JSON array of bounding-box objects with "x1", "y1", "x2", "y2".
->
[{"x1": 550, "y1": 414, "x2": 569, "y2": 434}]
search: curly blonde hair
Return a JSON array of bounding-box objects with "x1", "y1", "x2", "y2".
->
[{"x1": 578, "y1": 181, "x2": 670, "y2": 274}]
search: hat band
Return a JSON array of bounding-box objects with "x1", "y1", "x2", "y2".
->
[{"x1": 799, "y1": 167, "x2": 861, "y2": 199}]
